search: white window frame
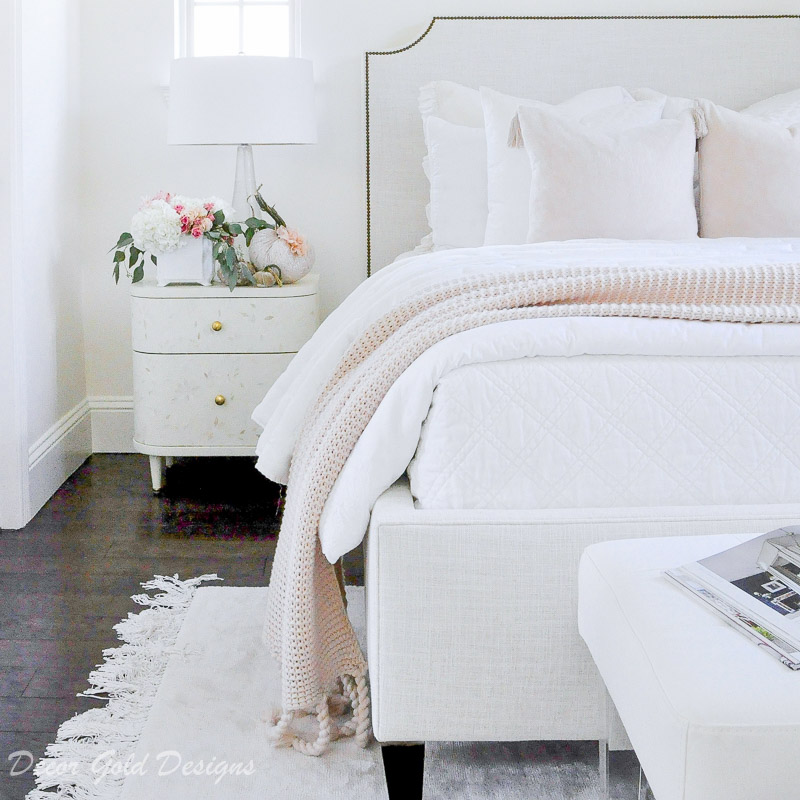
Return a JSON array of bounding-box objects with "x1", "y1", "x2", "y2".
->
[{"x1": 175, "y1": 0, "x2": 298, "y2": 58}]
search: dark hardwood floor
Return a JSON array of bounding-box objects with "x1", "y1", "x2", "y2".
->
[{"x1": 0, "y1": 454, "x2": 423, "y2": 800}]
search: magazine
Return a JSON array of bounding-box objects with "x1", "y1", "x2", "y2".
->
[{"x1": 666, "y1": 526, "x2": 800, "y2": 670}]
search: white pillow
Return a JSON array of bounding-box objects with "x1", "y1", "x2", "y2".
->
[
  {"x1": 632, "y1": 88, "x2": 702, "y2": 217},
  {"x1": 631, "y1": 87, "x2": 695, "y2": 118},
  {"x1": 741, "y1": 88, "x2": 800, "y2": 126},
  {"x1": 698, "y1": 100, "x2": 800, "y2": 238},
  {"x1": 518, "y1": 106, "x2": 697, "y2": 243},
  {"x1": 481, "y1": 85, "x2": 639, "y2": 245},
  {"x1": 424, "y1": 116, "x2": 487, "y2": 249},
  {"x1": 419, "y1": 80, "x2": 483, "y2": 128},
  {"x1": 417, "y1": 82, "x2": 486, "y2": 250}
]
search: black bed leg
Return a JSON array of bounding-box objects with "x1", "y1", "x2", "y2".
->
[{"x1": 382, "y1": 743, "x2": 425, "y2": 800}]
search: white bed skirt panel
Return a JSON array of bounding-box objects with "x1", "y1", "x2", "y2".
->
[
  {"x1": 366, "y1": 479, "x2": 800, "y2": 744},
  {"x1": 410, "y1": 355, "x2": 800, "y2": 511}
]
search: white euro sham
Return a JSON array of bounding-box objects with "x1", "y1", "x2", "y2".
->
[
  {"x1": 518, "y1": 106, "x2": 697, "y2": 242},
  {"x1": 481, "y1": 85, "x2": 635, "y2": 246},
  {"x1": 699, "y1": 100, "x2": 800, "y2": 238}
]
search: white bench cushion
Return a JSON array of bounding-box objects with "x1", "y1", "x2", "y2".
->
[{"x1": 579, "y1": 534, "x2": 800, "y2": 800}]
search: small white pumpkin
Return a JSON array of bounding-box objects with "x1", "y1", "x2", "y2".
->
[{"x1": 248, "y1": 227, "x2": 315, "y2": 284}]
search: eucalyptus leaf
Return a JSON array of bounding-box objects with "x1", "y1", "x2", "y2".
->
[
  {"x1": 150, "y1": 254, "x2": 157, "y2": 265},
  {"x1": 113, "y1": 250, "x2": 125, "y2": 263},
  {"x1": 132, "y1": 265, "x2": 144, "y2": 283},
  {"x1": 227, "y1": 271, "x2": 237, "y2": 292},
  {"x1": 225, "y1": 247, "x2": 235, "y2": 268},
  {"x1": 113, "y1": 263, "x2": 120, "y2": 284}
]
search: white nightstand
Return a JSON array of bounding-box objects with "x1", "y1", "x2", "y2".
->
[{"x1": 130, "y1": 274, "x2": 319, "y2": 491}]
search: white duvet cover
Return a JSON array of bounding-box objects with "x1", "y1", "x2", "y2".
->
[{"x1": 252, "y1": 239, "x2": 800, "y2": 562}]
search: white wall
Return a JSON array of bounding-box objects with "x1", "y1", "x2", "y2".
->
[
  {"x1": 1, "y1": 0, "x2": 89, "y2": 528},
  {"x1": 21, "y1": 0, "x2": 86, "y2": 446},
  {"x1": 79, "y1": 0, "x2": 798, "y2": 451},
  {"x1": 0, "y1": 0, "x2": 28, "y2": 529}
]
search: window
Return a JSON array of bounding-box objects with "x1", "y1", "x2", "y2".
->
[{"x1": 175, "y1": 0, "x2": 296, "y2": 58}]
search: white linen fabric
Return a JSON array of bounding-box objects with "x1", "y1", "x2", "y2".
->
[
  {"x1": 579, "y1": 534, "x2": 800, "y2": 800},
  {"x1": 518, "y1": 107, "x2": 697, "y2": 242},
  {"x1": 410, "y1": 353, "x2": 800, "y2": 510},
  {"x1": 422, "y1": 116, "x2": 487, "y2": 249},
  {"x1": 481, "y1": 85, "x2": 634, "y2": 245},
  {"x1": 369, "y1": 485, "x2": 800, "y2": 743},
  {"x1": 252, "y1": 238, "x2": 800, "y2": 563},
  {"x1": 699, "y1": 100, "x2": 800, "y2": 237}
]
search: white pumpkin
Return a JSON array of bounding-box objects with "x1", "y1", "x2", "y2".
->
[{"x1": 248, "y1": 227, "x2": 315, "y2": 284}]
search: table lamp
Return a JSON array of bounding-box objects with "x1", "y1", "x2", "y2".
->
[{"x1": 167, "y1": 56, "x2": 316, "y2": 221}]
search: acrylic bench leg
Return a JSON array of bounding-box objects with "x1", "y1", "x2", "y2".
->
[
  {"x1": 599, "y1": 739, "x2": 610, "y2": 800},
  {"x1": 638, "y1": 765, "x2": 654, "y2": 799}
]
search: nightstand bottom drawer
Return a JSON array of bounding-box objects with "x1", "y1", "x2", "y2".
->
[{"x1": 132, "y1": 352, "x2": 293, "y2": 448}]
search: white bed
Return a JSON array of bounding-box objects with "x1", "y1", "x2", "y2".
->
[{"x1": 254, "y1": 16, "x2": 800, "y2": 748}]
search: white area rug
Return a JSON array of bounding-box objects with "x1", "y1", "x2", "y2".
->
[{"x1": 28, "y1": 578, "x2": 388, "y2": 800}]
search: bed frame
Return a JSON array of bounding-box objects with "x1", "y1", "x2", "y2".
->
[{"x1": 362, "y1": 15, "x2": 800, "y2": 749}]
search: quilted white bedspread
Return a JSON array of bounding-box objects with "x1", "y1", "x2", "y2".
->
[
  {"x1": 409, "y1": 352, "x2": 800, "y2": 510},
  {"x1": 252, "y1": 239, "x2": 800, "y2": 562}
]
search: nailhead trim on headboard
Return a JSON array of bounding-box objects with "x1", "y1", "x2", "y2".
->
[{"x1": 364, "y1": 14, "x2": 800, "y2": 277}]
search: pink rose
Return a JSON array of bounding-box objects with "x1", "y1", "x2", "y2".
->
[
  {"x1": 174, "y1": 204, "x2": 184, "y2": 214},
  {"x1": 180, "y1": 215, "x2": 190, "y2": 233},
  {"x1": 204, "y1": 202, "x2": 215, "y2": 212},
  {"x1": 191, "y1": 223, "x2": 203, "y2": 238}
]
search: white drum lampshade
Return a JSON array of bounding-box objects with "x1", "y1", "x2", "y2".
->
[{"x1": 168, "y1": 56, "x2": 316, "y2": 220}]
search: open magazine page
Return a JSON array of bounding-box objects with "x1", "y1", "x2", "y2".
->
[{"x1": 666, "y1": 526, "x2": 800, "y2": 669}]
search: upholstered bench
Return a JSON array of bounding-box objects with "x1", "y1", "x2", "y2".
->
[{"x1": 578, "y1": 534, "x2": 800, "y2": 800}]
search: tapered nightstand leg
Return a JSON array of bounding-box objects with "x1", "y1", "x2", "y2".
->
[
  {"x1": 149, "y1": 455, "x2": 165, "y2": 493},
  {"x1": 165, "y1": 456, "x2": 175, "y2": 468}
]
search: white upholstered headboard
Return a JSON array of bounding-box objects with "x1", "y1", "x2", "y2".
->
[{"x1": 365, "y1": 15, "x2": 800, "y2": 275}]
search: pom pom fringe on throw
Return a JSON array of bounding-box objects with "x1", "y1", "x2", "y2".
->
[
  {"x1": 268, "y1": 673, "x2": 371, "y2": 755},
  {"x1": 25, "y1": 573, "x2": 220, "y2": 800}
]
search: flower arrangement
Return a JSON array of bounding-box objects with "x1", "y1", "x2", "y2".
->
[
  {"x1": 111, "y1": 189, "x2": 314, "y2": 290},
  {"x1": 111, "y1": 192, "x2": 253, "y2": 290}
]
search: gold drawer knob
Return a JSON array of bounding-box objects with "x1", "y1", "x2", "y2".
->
[
  {"x1": 214, "y1": 395, "x2": 226, "y2": 406},
  {"x1": 211, "y1": 320, "x2": 223, "y2": 332}
]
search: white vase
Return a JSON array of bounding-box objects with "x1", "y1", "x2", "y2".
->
[{"x1": 156, "y1": 238, "x2": 214, "y2": 287}]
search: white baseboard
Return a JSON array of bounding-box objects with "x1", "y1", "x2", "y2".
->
[
  {"x1": 27, "y1": 399, "x2": 92, "y2": 519},
  {"x1": 89, "y1": 396, "x2": 135, "y2": 453}
]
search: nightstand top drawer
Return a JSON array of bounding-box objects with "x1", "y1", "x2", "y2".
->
[
  {"x1": 130, "y1": 273, "x2": 318, "y2": 298},
  {"x1": 132, "y1": 288, "x2": 319, "y2": 354}
]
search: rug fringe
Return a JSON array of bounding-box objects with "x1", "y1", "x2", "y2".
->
[{"x1": 25, "y1": 573, "x2": 220, "y2": 799}]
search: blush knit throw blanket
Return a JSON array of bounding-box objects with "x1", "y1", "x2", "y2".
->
[{"x1": 265, "y1": 263, "x2": 800, "y2": 755}]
